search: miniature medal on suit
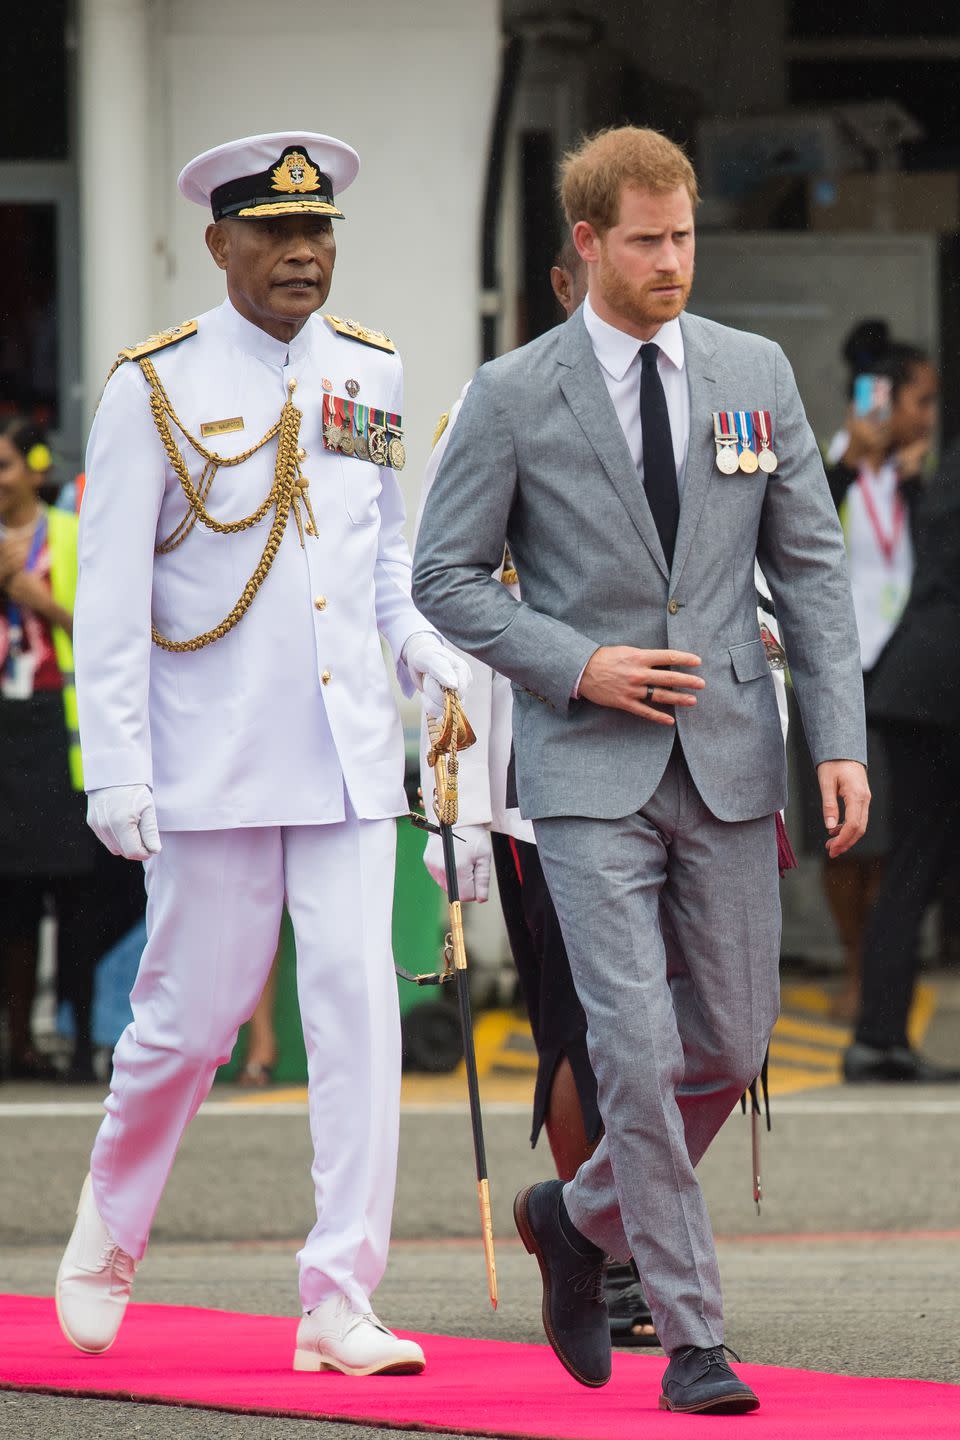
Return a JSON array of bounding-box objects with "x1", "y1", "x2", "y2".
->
[{"x1": 712, "y1": 410, "x2": 777, "y2": 475}]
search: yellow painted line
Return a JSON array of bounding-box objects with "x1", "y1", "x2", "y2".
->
[
  {"x1": 781, "y1": 983, "x2": 835, "y2": 1017},
  {"x1": 490, "y1": 1052, "x2": 538, "y2": 1073},
  {"x1": 769, "y1": 1038, "x2": 843, "y2": 1071},
  {"x1": 766, "y1": 1068, "x2": 840, "y2": 1097},
  {"x1": 401, "y1": 1070, "x2": 534, "y2": 1105},
  {"x1": 224, "y1": 980, "x2": 940, "y2": 1110},
  {"x1": 223, "y1": 1085, "x2": 308, "y2": 1106},
  {"x1": 466, "y1": 1009, "x2": 515, "y2": 1078},
  {"x1": 774, "y1": 1014, "x2": 851, "y2": 1047},
  {"x1": 908, "y1": 981, "x2": 936, "y2": 1049}
]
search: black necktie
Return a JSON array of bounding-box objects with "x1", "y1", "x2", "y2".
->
[{"x1": 639, "y1": 342, "x2": 679, "y2": 567}]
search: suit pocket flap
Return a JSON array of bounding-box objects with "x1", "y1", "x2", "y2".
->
[{"x1": 729, "y1": 638, "x2": 768, "y2": 683}]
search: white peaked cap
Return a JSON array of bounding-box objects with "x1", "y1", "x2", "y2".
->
[{"x1": 177, "y1": 131, "x2": 360, "y2": 220}]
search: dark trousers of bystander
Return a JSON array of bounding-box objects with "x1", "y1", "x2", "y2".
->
[{"x1": 856, "y1": 722, "x2": 960, "y2": 1050}]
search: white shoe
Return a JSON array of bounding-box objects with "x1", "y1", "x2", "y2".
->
[
  {"x1": 293, "y1": 1294, "x2": 425, "y2": 1376},
  {"x1": 55, "y1": 1174, "x2": 137, "y2": 1354}
]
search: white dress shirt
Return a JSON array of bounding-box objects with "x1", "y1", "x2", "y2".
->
[
  {"x1": 582, "y1": 294, "x2": 690, "y2": 493},
  {"x1": 826, "y1": 430, "x2": 914, "y2": 671}
]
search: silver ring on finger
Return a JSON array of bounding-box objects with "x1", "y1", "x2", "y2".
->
[{"x1": 645, "y1": 685, "x2": 655, "y2": 702}]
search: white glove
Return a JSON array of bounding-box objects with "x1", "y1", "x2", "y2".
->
[
  {"x1": 423, "y1": 824, "x2": 492, "y2": 903},
  {"x1": 87, "y1": 784, "x2": 162, "y2": 861},
  {"x1": 402, "y1": 632, "x2": 472, "y2": 714}
]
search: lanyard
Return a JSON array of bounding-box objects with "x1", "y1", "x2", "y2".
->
[
  {"x1": 856, "y1": 473, "x2": 905, "y2": 566},
  {"x1": 5, "y1": 512, "x2": 47, "y2": 641}
]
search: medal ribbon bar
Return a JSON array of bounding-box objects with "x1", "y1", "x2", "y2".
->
[{"x1": 752, "y1": 409, "x2": 778, "y2": 473}]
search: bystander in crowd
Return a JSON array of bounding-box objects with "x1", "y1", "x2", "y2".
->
[
  {"x1": 844, "y1": 421, "x2": 960, "y2": 1082},
  {"x1": 821, "y1": 322, "x2": 938, "y2": 1021},
  {"x1": 0, "y1": 416, "x2": 143, "y2": 1081}
]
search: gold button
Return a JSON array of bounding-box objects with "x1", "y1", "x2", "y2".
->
[
  {"x1": 321, "y1": 669, "x2": 331, "y2": 685},
  {"x1": 314, "y1": 595, "x2": 327, "y2": 611},
  {"x1": 298, "y1": 448, "x2": 307, "y2": 462},
  {"x1": 667, "y1": 598, "x2": 679, "y2": 615}
]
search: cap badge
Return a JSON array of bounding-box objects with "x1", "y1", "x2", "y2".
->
[
  {"x1": 271, "y1": 151, "x2": 321, "y2": 194},
  {"x1": 322, "y1": 377, "x2": 333, "y2": 392},
  {"x1": 345, "y1": 378, "x2": 360, "y2": 398}
]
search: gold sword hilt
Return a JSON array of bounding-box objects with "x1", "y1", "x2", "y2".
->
[{"x1": 427, "y1": 689, "x2": 476, "y2": 828}]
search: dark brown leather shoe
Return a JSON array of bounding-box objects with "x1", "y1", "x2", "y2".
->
[
  {"x1": 514, "y1": 1180, "x2": 611, "y2": 1387},
  {"x1": 659, "y1": 1345, "x2": 759, "y2": 1414}
]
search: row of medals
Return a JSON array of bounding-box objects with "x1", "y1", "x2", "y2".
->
[
  {"x1": 715, "y1": 435, "x2": 778, "y2": 476},
  {"x1": 323, "y1": 419, "x2": 406, "y2": 471}
]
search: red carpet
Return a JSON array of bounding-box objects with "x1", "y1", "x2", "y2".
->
[{"x1": 1, "y1": 1294, "x2": 957, "y2": 1438}]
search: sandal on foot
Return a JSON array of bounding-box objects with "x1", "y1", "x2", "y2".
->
[{"x1": 605, "y1": 1259, "x2": 660, "y2": 1348}]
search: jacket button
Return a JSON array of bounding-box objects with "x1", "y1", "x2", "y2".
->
[
  {"x1": 667, "y1": 598, "x2": 680, "y2": 615},
  {"x1": 314, "y1": 595, "x2": 327, "y2": 611},
  {"x1": 321, "y1": 669, "x2": 331, "y2": 685}
]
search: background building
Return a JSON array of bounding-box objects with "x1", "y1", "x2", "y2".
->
[{"x1": 4, "y1": 0, "x2": 959, "y2": 974}]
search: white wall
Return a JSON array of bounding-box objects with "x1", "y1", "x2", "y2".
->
[{"x1": 80, "y1": 0, "x2": 500, "y2": 523}]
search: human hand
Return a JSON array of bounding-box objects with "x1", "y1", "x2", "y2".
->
[
  {"x1": 403, "y1": 632, "x2": 472, "y2": 713},
  {"x1": 895, "y1": 436, "x2": 931, "y2": 481},
  {"x1": 423, "y1": 824, "x2": 492, "y2": 902},
  {"x1": 842, "y1": 410, "x2": 890, "y2": 469},
  {"x1": 0, "y1": 536, "x2": 30, "y2": 586},
  {"x1": 578, "y1": 646, "x2": 704, "y2": 724},
  {"x1": 87, "y1": 785, "x2": 162, "y2": 861},
  {"x1": 818, "y1": 760, "x2": 871, "y2": 859},
  {"x1": 3, "y1": 568, "x2": 51, "y2": 611}
]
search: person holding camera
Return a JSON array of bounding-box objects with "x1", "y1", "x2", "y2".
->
[{"x1": 821, "y1": 322, "x2": 938, "y2": 1024}]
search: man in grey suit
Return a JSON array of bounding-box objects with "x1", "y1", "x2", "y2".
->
[{"x1": 413, "y1": 127, "x2": 869, "y2": 1414}]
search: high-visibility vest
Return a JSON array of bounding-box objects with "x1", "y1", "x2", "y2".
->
[{"x1": 46, "y1": 505, "x2": 83, "y2": 791}]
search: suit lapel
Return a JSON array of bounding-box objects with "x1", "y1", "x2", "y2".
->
[
  {"x1": 670, "y1": 314, "x2": 718, "y2": 586},
  {"x1": 557, "y1": 312, "x2": 669, "y2": 581}
]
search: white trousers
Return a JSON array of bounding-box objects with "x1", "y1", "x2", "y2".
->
[{"x1": 89, "y1": 816, "x2": 400, "y2": 1313}]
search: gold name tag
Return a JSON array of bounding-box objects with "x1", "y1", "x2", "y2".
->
[{"x1": 200, "y1": 416, "x2": 244, "y2": 437}]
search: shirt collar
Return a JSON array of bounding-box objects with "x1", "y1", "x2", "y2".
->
[
  {"x1": 583, "y1": 295, "x2": 685, "y2": 381},
  {"x1": 218, "y1": 297, "x2": 315, "y2": 368}
]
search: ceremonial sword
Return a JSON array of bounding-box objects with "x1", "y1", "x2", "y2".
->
[{"x1": 405, "y1": 689, "x2": 498, "y2": 1309}]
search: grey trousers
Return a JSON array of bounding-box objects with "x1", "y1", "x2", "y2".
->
[{"x1": 533, "y1": 745, "x2": 781, "y2": 1355}]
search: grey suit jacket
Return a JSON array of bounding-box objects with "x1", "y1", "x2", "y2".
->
[{"x1": 412, "y1": 307, "x2": 866, "y2": 823}]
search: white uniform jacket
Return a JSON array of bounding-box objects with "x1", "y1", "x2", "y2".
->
[
  {"x1": 75, "y1": 299, "x2": 432, "y2": 830},
  {"x1": 416, "y1": 388, "x2": 788, "y2": 845}
]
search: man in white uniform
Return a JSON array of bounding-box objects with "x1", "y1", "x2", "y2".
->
[{"x1": 56, "y1": 131, "x2": 467, "y2": 1376}]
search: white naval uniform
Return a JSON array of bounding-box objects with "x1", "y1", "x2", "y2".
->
[
  {"x1": 74, "y1": 298, "x2": 433, "y2": 1311},
  {"x1": 416, "y1": 389, "x2": 788, "y2": 857}
]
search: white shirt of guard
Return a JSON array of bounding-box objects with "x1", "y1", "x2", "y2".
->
[{"x1": 75, "y1": 298, "x2": 430, "y2": 831}]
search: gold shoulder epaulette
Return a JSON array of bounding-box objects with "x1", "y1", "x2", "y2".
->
[
  {"x1": 117, "y1": 320, "x2": 198, "y2": 363},
  {"x1": 431, "y1": 411, "x2": 450, "y2": 449},
  {"x1": 323, "y1": 313, "x2": 396, "y2": 353}
]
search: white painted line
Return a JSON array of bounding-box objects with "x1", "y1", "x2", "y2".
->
[
  {"x1": 2, "y1": 1097, "x2": 959, "y2": 1120},
  {"x1": 0, "y1": 1100, "x2": 531, "y2": 1119},
  {"x1": 766, "y1": 1098, "x2": 960, "y2": 1115}
]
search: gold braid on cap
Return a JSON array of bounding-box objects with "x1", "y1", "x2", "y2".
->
[{"x1": 137, "y1": 357, "x2": 317, "y2": 652}]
